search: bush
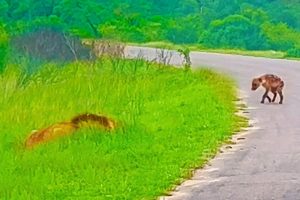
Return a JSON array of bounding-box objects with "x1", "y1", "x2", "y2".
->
[{"x1": 287, "y1": 47, "x2": 300, "y2": 58}]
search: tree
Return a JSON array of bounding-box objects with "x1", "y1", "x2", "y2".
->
[
  {"x1": 165, "y1": 15, "x2": 204, "y2": 44},
  {"x1": 53, "y1": 0, "x2": 104, "y2": 37},
  {"x1": 262, "y1": 22, "x2": 300, "y2": 51},
  {"x1": 202, "y1": 14, "x2": 267, "y2": 50}
]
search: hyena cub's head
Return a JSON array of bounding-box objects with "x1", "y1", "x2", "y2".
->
[{"x1": 251, "y1": 78, "x2": 262, "y2": 91}]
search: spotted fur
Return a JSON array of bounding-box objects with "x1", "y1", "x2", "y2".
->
[{"x1": 251, "y1": 74, "x2": 284, "y2": 104}]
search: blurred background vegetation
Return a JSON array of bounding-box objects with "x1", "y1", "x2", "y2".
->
[{"x1": 0, "y1": 0, "x2": 300, "y2": 71}]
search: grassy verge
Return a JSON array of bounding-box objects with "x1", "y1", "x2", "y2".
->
[
  {"x1": 0, "y1": 58, "x2": 246, "y2": 199},
  {"x1": 130, "y1": 41, "x2": 300, "y2": 60}
]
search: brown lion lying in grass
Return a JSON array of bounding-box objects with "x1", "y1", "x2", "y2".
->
[{"x1": 25, "y1": 113, "x2": 116, "y2": 149}]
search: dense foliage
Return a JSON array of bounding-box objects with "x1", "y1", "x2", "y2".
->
[{"x1": 0, "y1": 0, "x2": 299, "y2": 53}]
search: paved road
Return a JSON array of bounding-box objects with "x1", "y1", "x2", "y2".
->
[{"x1": 125, "y1": 46, "x2": 300, "y2": 200}]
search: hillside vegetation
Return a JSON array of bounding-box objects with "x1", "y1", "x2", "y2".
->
[{"x1": 0, "y1": 0, "x2": 299, "y2": 59}]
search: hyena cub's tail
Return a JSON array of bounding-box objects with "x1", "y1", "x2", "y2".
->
[
  {"x1": 279, "y1": 80, "x2": 284, "y2": 91},
  {"x1": 280, "y1": 80, "x2": 284, "y2": 88}
]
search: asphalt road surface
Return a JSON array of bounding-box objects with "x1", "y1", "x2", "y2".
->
[{"x1": 125, "y1": 46, "x2": 300, "y2": 200}]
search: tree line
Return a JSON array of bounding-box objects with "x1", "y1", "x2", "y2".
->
[{"x1": 0, "y1": 0, "x2": 300, "y2": 61}]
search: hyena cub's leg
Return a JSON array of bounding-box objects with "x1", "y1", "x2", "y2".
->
[
  {"x1": 261, "y1": 89, "x2": 271, "y2": 104},
  {"x1": 278, "y1": 91, "x2": 283, "y2": 104},
  {"x1": 271, "y1": 91, "x2": 277, "y2": 102},
  {"x1": 278, "y1": 80, "x2": 284, "y2": 104}
]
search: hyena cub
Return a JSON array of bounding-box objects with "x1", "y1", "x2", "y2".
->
[{"x1": 251, "y1": 74, "x2": 284, "y2": 104}]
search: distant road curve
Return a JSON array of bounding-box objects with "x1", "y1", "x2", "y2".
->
[{"x1": 125, "y1": 46, "x2": 300, "y2": 200}]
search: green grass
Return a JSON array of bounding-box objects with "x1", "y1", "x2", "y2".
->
[
  {"x1": 0, "y1": 58, "x2": 246, "y2": 199},
  {"x1": 130, "y1": 41, "x2": 293, "y2": 60}
]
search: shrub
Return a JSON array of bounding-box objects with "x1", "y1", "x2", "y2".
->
[{"x1": 287, "y1": 47, "x2": 300, "y2": 58}]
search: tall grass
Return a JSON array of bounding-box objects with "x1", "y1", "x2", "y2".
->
[{"x1": 0, "y1": 58, "x2": 245, "y2": 199}]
